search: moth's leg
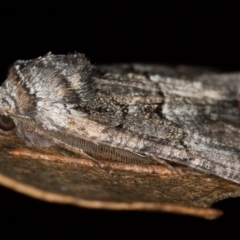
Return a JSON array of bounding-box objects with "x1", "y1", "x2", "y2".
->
[
  {"x1": 58, "y1": 143, "x2": 106, "y2": 168},
  {"x1": 78, "y1": 149, "x2": 105, "y2": 168},
  {"x1": 115, "y1": 146, "x2": 178, "y2": 174},
  {"x1": 15, "y1": 123, "x2": 54, "y2": 147},
  {"x1": 151, "y1": 156, "x2": 178, "y2": 174}
]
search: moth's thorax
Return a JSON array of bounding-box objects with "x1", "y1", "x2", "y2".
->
[
  {"x1": 0, "y1": 53, "x2": 96, "y2": 145},
  {"x1": 1, "y1": 52, "x2": 95, "y2": 125}
]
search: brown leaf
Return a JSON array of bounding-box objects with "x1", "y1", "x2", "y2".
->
[{"x1": 0, "y1": 132, "x2": 239, "y2": 219}]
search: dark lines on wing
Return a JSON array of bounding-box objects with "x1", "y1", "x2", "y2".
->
[{"x1": 9, "y1": 66, "x2": 37, "y2": 114}]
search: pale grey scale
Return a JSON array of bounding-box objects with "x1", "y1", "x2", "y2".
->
[
  {"x1": 195, "y1": 73, "x2": 240, "y2": 96},
  {"x1": 163, "y1": 145, "x2": 240, "y2": 183},
  {"x1": 96, "y1": 74, "x2": 162, "y2": 95},
  {"x1": 164, "y1": 106, "x2": 240, "y2": 169},
  {"x1": 171, "y1": 105, "x2": 240, "y2": 149},
  {"x1": 155, "y1": 73, "x2": 240, "y2": 101},
  {"x1": 162, "y1": 93, "x2": 240, "y2": 128},
  {"x1": 181, "y1": 124, "x2": 240, "y2": 170},
  {"x1": 149, "y1": 79, "x2": 240, "y2": 175},
  {"x1": 185, "y1": 142, "x2": 240, "y2": 170},
  {"x1": 97, "y1": 64, "x2": 216, "y2": 81}
]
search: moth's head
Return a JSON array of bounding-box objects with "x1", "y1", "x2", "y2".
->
[
  {"x1": 0, "y1": 87, "x2": 15, "y2": 131},
  {"x1": 0, "y1": 52, "x2": 95, "y2": 133}
]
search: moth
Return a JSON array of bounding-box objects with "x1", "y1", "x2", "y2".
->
[{"x1": 1, "y1": 53, "x2": 240, "y2": 184}]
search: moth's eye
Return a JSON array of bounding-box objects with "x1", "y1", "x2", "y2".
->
[{"x1": 0, "y1": 115, "x2": 15, "y2": 131}]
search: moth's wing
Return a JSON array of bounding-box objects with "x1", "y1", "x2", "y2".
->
[
  {"x1": 31, "y1": 63, "x2": 240, "y2": 184},
  {"x1": 154, "y1": 72, "x2": 240, "y2": 183},
  {"x1": 95, "y1": 67, "x2": 240, "y2": 183}
]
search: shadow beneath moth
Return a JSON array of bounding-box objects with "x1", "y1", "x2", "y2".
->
[{"x1": 1, "y1": 52, "x2": 240, "y2": 184}]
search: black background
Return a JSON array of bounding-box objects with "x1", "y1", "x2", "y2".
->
[{"x1": 1, "y1": 1, "x2": 240, "y2": 237}]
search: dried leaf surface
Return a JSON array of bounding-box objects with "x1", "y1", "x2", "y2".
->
[{"x1": 0, "y1": 132, "x2": 239, "y2": 219}]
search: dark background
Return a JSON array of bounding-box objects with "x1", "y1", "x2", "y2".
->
[{"x1": 1, "y1": 1, "x2": 240, "y2": 237}]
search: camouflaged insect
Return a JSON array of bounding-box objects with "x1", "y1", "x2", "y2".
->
[{"x1": 1, "y1": 52, "x2": 240, "y2": 184}]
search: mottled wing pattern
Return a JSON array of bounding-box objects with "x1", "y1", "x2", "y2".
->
[{"x1": 1, "y1": 54, "x2": 240, "y2": 183}]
